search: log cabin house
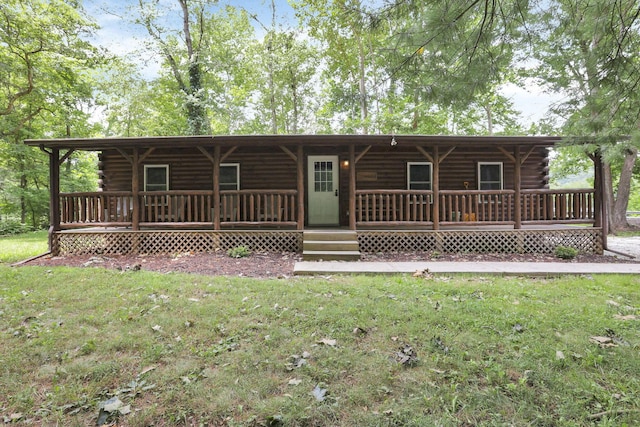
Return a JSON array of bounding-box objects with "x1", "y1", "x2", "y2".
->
[{"x1": 25, "y1": 134, "x2": 606, "y2": 259}]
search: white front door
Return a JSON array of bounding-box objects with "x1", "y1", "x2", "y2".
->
[{"x1": 308, "y1": 155, "x2": 340, "y2": 225}]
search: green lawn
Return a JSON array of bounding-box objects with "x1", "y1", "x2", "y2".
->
[
  {"x1": 0, "y1": 230, "x2": 48, "y2": 264},
  {"x1": 1, "y1": 264, "x2": 638, "y2": 426}
]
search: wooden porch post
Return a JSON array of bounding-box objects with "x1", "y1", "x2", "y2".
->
[
  {"x1": 48, "y1": 148, "x2": 61, "y2": 254},
  {"x1": 132, "y1": 148, "x2": 140, "y2": 230},
  {"x1": 213, "y1": 145, "x2": 221, "y2": 230},
  {"x1": 297, "y1": 145, "x2": 305, "y2": 230},
  {"x1": 593, "y1": 151, "x2": 607, "y2": 249},
  {"x1": 432, "y1": 146, "x2": 440, "y2": 230},
  {"x1": 349, "y1": 145, "x2": 356, "y2": 230},
  {"x1": 514, "y1": 146, "x2": 522, "y2": 229}
]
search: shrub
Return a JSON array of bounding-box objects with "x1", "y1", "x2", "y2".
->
[
  {"x1": 227, "y1": 246, "x2": 251, "y2": 258},
  {"x1": 0, "y1": 219, "x2": 34, "y2": 236},
  {"x1": 554, "y1": 245, "x2": 579, "y2": 260}
]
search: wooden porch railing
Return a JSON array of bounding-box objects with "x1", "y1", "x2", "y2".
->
[
  {"x1": 355, "y1": 189, "x2": 595, "y2": 226},
  {"x1": 220, "y1": 190, "x2": 298, "y2": 225},
  {"x1": 59, "y1": 188, "x2": 594, "y2": 229},
  {"x1": 439, "y1": 190, "x2": 515, "y2": 224},
  {"x1": 356, "y1": 190, "x2": 433, "y2": 224},
  {"x1": 521, "y1": 189, "x2": 594, "y2": 223},
  {"x1": 58, "y1": 190, "x2": 298, "y2": 228}
]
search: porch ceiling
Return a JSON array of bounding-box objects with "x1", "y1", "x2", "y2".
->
[{"x1": 25, "y1": 134, "x2": 563, "y2": 151}]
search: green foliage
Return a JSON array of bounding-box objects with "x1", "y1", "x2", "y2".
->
[
  {"x1": 554, "y1": 245, "x2": 579, "y2": 260},
  {"x1": 0, "y1": 218, "x2": 34, "y2": 235},
  {"x1": 227, "y1": 245, "x2": 251, "y2": 258}
]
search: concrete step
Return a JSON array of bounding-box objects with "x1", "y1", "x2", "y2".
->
[
  {"x1": 302, "y1": 250, "x2": 362, "y2": 261},
  {"x1": 303, "y1": 230, "x2": 358, "y2": 241},
  {"x1": 303, "y1": 240, "x2": 360, "y2": 252}
]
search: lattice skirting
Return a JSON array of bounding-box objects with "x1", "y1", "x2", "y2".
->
[
  {"x1": 357, "y1": 229, "x2": 603, "y2": 255},
  {"x1": 52, "y1": 228, "x2": 602, "y2": 256},
  {"x1": 53, "y1": 231, "x2": 303, "y2": 255}
]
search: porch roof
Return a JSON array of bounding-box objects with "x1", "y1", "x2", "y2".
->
[{"x1": 25, "y1": 134, "x2": 563, "y2": 151}]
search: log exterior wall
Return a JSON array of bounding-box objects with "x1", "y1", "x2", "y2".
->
[{"x1": 99, "y1": 144, "x2": 550, "y2": 227}]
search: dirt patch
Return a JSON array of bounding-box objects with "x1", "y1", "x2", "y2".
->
[{"x1": 24, "y1": 249, "x2": 638, "y2": 278}]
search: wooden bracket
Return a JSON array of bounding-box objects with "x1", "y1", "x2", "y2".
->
[
  {"x1": 280, "y1": 146, "x2": 297, "y2": 162},
  {"x1": 416, "y1": 146, "x2": 433, "y2": 163},
  {"x1": 116, "y1": 147, "x2": 133, "y2": 164},
  {"x1": 438, "y1": 146, "x2": 456, "y2": 164},
  {"x1": 355, "y1": 145, "x2": 372, "y2": 164},
  {"x1": 221, "y1": 146, "x2": 237, "y2": 163},
  {"x1": 198, "y1": 146, "x2": 215, "y2": 163},
  {"x1": 521, "y1": 146, "x2": 536, "y2": 165},
  {"x1": 497, "y1": 147, "x2": 516, "y2": 163},
  {"x1": 59, "y1": 149, "x2": 76, "y2": 165},
  {"x1": 138, "y1": 147, "x2": 155, "y2": 163}
]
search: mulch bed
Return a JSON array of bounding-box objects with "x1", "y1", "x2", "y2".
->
[{"x1": 23, "y1": 250, "x2": 638, "y2": 278}]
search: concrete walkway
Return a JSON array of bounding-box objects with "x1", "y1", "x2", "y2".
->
[{"x1": 294, "y1": 261, "x2": 640, "y2": 276}]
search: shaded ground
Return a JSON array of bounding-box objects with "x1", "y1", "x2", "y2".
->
[{"x1": 25, "y1": 248, "x2": 638, "y2": 278}]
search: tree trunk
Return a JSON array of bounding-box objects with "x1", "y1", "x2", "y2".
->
[
  {"x1": 609, "y1": 147, "x2": 637, "y2": 232},
  {"x1": 357, "y1": 35, "x2": 368, "y2": 134}
]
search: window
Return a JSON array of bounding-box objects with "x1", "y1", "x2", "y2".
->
[
  {"x1": 220, "y1": 163, "x2": 239, "y2": 190},
  {"x1": 407, "y1": 162, "x2": 432, "y2": 190},
  {"x1": 478, "y1": 162, "x2": 503, "y2": 190},
  {"x1": 144, "y1": 165, "x2": 169, "y2": 192}
]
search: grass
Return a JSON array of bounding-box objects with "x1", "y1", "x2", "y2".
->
[
  {"x1": 0, "y1": 230, "x2": 48, "y2": 264},
  {"x1": 0, "y1": 264, "x2": 638, "y2": 426}
]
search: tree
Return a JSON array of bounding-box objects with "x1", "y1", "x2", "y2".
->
[
  {"x1": 531, "y1": 0, "x2": 640, "y2": 231},
  {"x1": 136, "y1": 0, "x2": 212, "y2": 135},
  {"x1": 0, "y1": 0, "x2": 101, "y2": 226}
]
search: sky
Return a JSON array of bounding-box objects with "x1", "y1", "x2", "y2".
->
[{"x1": 82, "y1": 0, "x2": 559, "y2": 129}]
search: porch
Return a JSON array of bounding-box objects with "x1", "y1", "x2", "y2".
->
[{"x1": 26, "y1": 134, "x2": 607, "y2": 256}]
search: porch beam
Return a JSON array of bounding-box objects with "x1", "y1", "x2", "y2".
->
[
  {"x1": 514, "y1": 146, "x2": 522, "y2": 229},
  {"x1": 349, "y1": 145, "x2": 356, "y2": 230},
  {"x1": 220, "y1": 146, "x2": 237, "y2": 163},
  {"x1": 132, "y1": 148, "x2": 140, "y2": 230},
  {"x1": 355, "y1": 145, "x2": 372, "y2": 164},
  {"x1": 297, "y1": 145, "x2": 304, "y2": 230},
  {"x1": 213, "y1": 146, "x2": 221, "y2": 230},
  {"x1": 197, "y1": 146, "x2": 215, "y2": 163},
  {"x1": 432, "y1": 146, "x2": 440, "y2": 230},
  {"x1": 280, "y1": 146, "x2": 297, "y2": 162}
]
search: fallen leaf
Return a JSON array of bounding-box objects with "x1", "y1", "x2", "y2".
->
[
  {"x1": 151, "y1": 325, "x2": 162, "y2": 332},
  {"x1": 318, "y1": 338, "x2": 337, "y2": 347},
  {"x1": 556, "y1": 350, "x2": 565, "y2": 360},
  {"x1": 312, "y1": 384, "x2": 327, "y2": 401},
  {"x1": 606, "y1": 300, "x2": 620, "y2": 307},
  {"x1": 288, "y1": 378, "x2": 302, "y2": 386},
  {"x1": 614, "y1": 314, "x2": 637, "y2": 320},
  {"x1": 590, "y1": 336, "x2": 617, "y2": 347},
  {"x1": 138, "y1": 365, "x2": 156, "y2": 377}
]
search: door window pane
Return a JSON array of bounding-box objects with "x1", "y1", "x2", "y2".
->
[{"x1": 314, "y1": 161, "x2": 334, "y2": 192}]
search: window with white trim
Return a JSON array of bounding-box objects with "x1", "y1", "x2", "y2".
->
[
  {"x1": 220, "y1": 163, "x2": 240, "y2": 190},
  {"x1": 407, "y1": 162, "x2": 432, "y2": 190},
  {"x1": 144, "y1": 165, "x2": 169, "y2": 192},
  {"x1": 478, "y1": 162, "x2": 503, "y2": 190}
]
